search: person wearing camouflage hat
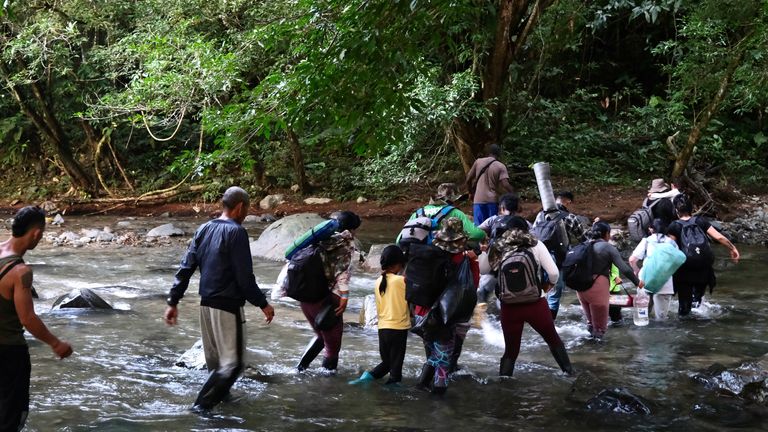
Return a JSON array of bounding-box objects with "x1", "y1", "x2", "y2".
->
[
  {"x1": 395, "y1": 183, "x2": 486, "y2": 246},
  {"x1": 415, "y1": 217, "x2": 479, "y2": 393}
]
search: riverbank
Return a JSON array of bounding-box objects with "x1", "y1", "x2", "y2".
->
[{"x1": 1, "y1": 181, "x2": 766, "y2": 245}]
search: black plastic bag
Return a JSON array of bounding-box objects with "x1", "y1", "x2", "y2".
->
[{"x1": 438, "y1": 257, "x2": 477, "y2": 325}]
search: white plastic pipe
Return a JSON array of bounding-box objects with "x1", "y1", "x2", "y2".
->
[{"x1": 533, "y1": 162, "x2": 557, "y2": 212}]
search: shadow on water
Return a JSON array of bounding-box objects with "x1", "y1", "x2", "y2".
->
[{"x1": 18, "y1": 217, "x2": 768, "y2": 431}]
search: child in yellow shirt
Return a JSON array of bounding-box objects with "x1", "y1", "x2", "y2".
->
[{"x1": 349, "y1": 245, "x2": 410, "y2": 385}]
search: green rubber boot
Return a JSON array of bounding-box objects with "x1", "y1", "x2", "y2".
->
[{"x1": 348, "y1": 371, "x2": 375, "y2": 385}]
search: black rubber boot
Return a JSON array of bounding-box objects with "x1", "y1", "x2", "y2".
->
[
  {"x1": 416, "y1": 363, "x2": 435, "y2": 390},
  {"x1": 448, "y1": 337, "x2": 464, "y2": 374},
  {"x1": 296, "y1": 336, "x2": 324, "y2": 371},
  {"x1": 549, "y1": 344, "x2": 574, "y2": 375},
  {"x1": 550, "y1": 308, "x2": 558, "y2": 320},
  {"x1": 499, "y1": 357, "x2": 515, "y2": 377},
  {"x1": 321, "y1": 356, "x2": 338, "y2": 371}
]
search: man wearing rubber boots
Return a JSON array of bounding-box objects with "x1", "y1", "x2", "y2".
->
[{"x1": 163, "y1": 187, "x2": 275, "y2": 412}]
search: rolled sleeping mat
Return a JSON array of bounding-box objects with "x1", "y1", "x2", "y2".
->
[
  {"x1": 284, "y1": 219, "x2": 340, "y2": 260},
  {"x1": 533, "y1": 162, "x2": 557, "y2": 212}
]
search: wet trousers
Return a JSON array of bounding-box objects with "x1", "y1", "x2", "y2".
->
[
  {"x1": 300, "y1": 295, "x2": 343, "y2": 362},
  {"x1": 423, "y1": 330, "x2": 455, "y2": 391},
  {"x1": 195, "y1": 306, "x2": 245, "y2": 410},
  {"x1": 371, "y1": 329, "x2": 408, "y2": 383},
  {"x1": 0, "y1": 344, "x2": 29, "y2": 432},
  {"x1": 674, "y1": 280, "x2": 707, "y2": 317},
  {"x1": 653, "y1": 293, "x2": 674, "y2": 320},
  {"x1": 500, "y1": 298, "x2": 565, "y2": 361},
  {"x1": 576, "y1": 275, "x2": 610, "y2": 337}
]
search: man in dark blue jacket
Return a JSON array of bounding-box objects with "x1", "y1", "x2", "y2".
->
[{"x1": 163, "y1": 186, "x2": 275, "y2": 411}]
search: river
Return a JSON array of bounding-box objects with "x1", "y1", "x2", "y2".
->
[{"x1": 17, "y1": 216, "x2": 768, "y2": 431}]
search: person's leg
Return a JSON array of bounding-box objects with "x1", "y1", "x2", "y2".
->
[
  {"x1": 608, "y1": 305, "x2": 623, "y2": 323},
  {"x1": 386, "y1": 330, "x2": 409, "y2": 384},
  {"x1": 428, "y1": 332, "x2": 454, "y2": 393},
  {"x1": 692, "y1": 284, "x2": 707, "y2": 308},
  {"x1": 0, "y1": 345, "x2": 30, "y2": 432},
  {"x1": 448, "y1": 321, "x2": 470, "y2": 373},
  {"x1": 199, "y1": 306, "x2": 219, "y2": 372},
  {"x1": 370, "y1": 329, "x2": 392, "y2": 379},
  {"x1": 319, "y1": 295, "x2": 344, "y2": 370},
  {"x1": 548, "y1": 271, "x2": 565, "y2": 319},
  {"x1": 473, "y1": 203, "x2": 485, "y2": 226},
  {"x1": 583, "y1": 276, "x2": 610, "y2": 338},
  {"x1": 653, "y1": 294, "x2": 673, "y2": 320},
  {"x1": 675, "y1": 280, "x2": 694, "y2": 317},
  {"x1": 298, "y1": 300, "x2": 326, "y2": 370},
  {"x1": 499, "y1": 303, "x2": 525, "y2": 376},
  {"x1": 194, "y1": 307, "x2": 245, "y2": 410},
  {"x1": 576, "y1": 292, "x2": 594, "y2": 335},
  {"x1": 477, "y1": 274, "x2": 497, "y2": 304},
  {"x1": 523, "y1": 298, "x2": 573, "y2": 374}
]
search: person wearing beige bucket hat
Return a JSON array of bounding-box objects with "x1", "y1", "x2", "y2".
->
[{"x1": 648, "y1": 178, "x2": 670, "y2": 194}]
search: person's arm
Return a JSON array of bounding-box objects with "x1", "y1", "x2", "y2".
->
[
  {"x1": 465, "y1": 161, "x2": 478, "y2": 194},
  {"x1": 334, "y1": 269, "x2": 351, "y2": 315},
  {"x1": 478, "y1": 215, "x2": 496, "y2": 234},
  {"x1": 14, "y1": 266, "x2": 72, "y2": 358},
  {"x1": 629, "y1": 238, "x2": 647, "y2": 274},
  {"x1": 533, "y1": 242, "x2": 559, "y2": 286},
  {"x1": 232, "y1": 228, "x2": 274, "y2": 323},
  {"x1": 706, "y1": 225, "x2": 740, "y2": 262},
  {"x1": 498, "y1": 164, "x2": 513, "y2": 193},
  {"x1": 452, "y1": 209, "x2": 487, "y2": 242},
  {"x1": 163, "y1": 232, "x2": 200, "y2": 325}
]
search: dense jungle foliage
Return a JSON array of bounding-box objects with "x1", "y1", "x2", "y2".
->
[{"x1": 0, "y1": 0, "x2": 767, "y2": 202}]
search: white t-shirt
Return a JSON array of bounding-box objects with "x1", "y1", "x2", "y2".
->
[{"x1": 631, "y1": 233, "x2": 677, "y2": 295}]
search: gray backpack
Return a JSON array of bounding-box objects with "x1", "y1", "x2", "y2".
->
[{"x1": 496, "y1": 249, "x2": 541, "y2": 304}]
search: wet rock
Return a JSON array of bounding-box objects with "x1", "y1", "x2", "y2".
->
[
  {"x1": 260, "y1": 214, "x2": 277, "y2": 223},
  {"x1": 58, "y1": 232, "x2": 81, "y2": 243},
  {"x1": 741, "y1": 379, "x2": 768, "y2": 405},
  {"x1": 249, "y1": 213, "x2": 325, "y2": 261},
  {"x1": 568, "y1": 370, "x2": 606, "y2": 405},
  {"x1": 52, "y1": 214, "x2": 65, "y2": 225},
  {"x1": 175, "y1": 339, "x2": 206, "y2": 370},
  {"x1": 146, "y1": 223, "x2": 184, "y2": 237},
  {"x1": 40, "y1": 201, "x2": 59, "y2": 213},
  {"x1": 290, "y1": 184, "x2": 300, "y2": 193},
  {"x1": 303, "y1": 197, "x2": 332, "y2": 205},
  {"x1": 693, "y1": 356, "x2": 768, "y2": 398},
  {"x1": 260, "y1": 194, "x2": 285, "y2": 210},
  {"x1": 586, "y1": 388, "x2": 652, "y2": 415},
  {"x1": 81, "y1": 229, "x2": 101, "y2": 239},
  {"x1": 160, "y1": 212, "x2": 171, "y2": 218},
  {"x1": 10, "y1": 199, "x2": 20, "y2": 206},
  {"x1": 358, "y1": 294, "x2": 378, "y2": 328},
  {"x1": 356, "y1": 196, "x2": 368, "y2": 204},
  {"x1": 96, "y1": 232, "x2": 115, "y2": 242},
  {"x1": 721, "y1": 205, "x2": 768, "y2": 246},
  {"x1": 361, "y1": 244, "x2": 388, "y2": 273},
  {"x1": 116, "y1": 221, "x2": 132, "y2": 228},
  {"x1": 79, "y1": 236, "x2": 93, "y2": 244},
  {"x1": 244, "y1": 215, "x2": 261, "y2": 223},
  {"x1": 52, "y1": 288, "x2": 113, "y2": 310}
]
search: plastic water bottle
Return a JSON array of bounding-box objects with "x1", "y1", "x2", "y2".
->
[{"x1": 633, "y1": 289, "x2": 650, "y2": 326}]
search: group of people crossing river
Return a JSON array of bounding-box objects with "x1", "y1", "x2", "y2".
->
[{"x1": 0, "y1": 154, "x2": 742, "y2": 426}]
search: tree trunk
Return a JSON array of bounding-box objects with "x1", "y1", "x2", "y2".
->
[
  {"x1": 0, "y1": 62, "x2": 93, "y2": 192},
  {"x1": 671, "y1": 48, "x2": 746, "y2": 178},
  {"x1": 287, "y1": 128, "x2": 310, "y2": 194},
  {"x1": 452, "y1": 0, "x2": 555, "y2": 172}
]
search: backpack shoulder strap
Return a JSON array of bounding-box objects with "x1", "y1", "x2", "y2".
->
[
  {"x1": 0, "y1": 258, "x2": 23, "y2": 282},
  {"x1": 415, "y1": 207, "x2": 426, "y2": 218},
  {"x1": 432, "y1": 205, "x2": 455, "y2": 227},
  {"x1": 471, "y1": 158, "x2": 498, "y2": 190}
]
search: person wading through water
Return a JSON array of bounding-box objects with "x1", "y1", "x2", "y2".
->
[
  {"x1": 0, "y1": 206, "x2": 73, "y2": 431},
  {"x1": 164, "y1": 187, "x2": 275, "y2": 412},
  {"x1": 465, "y1": 144, "x2": 514, "y2": 227}
]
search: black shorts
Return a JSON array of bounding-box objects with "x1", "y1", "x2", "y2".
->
[{"x1": 0, "y1": 344, "x2": 30, "y2": 432}]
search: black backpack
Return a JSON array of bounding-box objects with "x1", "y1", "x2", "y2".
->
[
  {"x1": 405, "y1": 243, "x2": 452, "y2": 307},
  {"x1": 562, "y1": 240, "x2": 597, "y2": 292},
  {"x1": 496, "y1": 249, "x2": 541, "y2": 304},
  {"x1": 678, "y1": 217, "x2": 714, "y2": 269},
  {"x1": 531, "y1": 210, "x2": 568, "y2": 266},
  {"x1": 285, "y1": 244, "x2": 330, "y2": 303}
]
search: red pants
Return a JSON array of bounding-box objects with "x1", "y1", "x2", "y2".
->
[
  {"x1": 576, "y1": 275, "x2": 610, "y2": 337},
  {"x1": 499, "y1": 297, "x2": 564, "y2": 361}
]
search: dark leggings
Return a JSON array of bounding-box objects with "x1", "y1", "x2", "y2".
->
[
  {"x1": 371, "y1": 329, "x2": 408, "y2": 383},
  {"x1": 0, "y1": 344, "x2": 30, "y2": 432},
  {"x1": 675, "y1": 281, "x2": 707, "y2": 316},
  {"x1": 500, "y1": 298, "x2": 565, "y2": 361}
]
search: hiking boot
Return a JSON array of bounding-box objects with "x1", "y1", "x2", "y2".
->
[
  {"x1": 448, "y1": 338, "x2": 465, "y2": 374},
  {"x1": 416, "y1": 363, "x2": 435, "y2": 391},
  {"x1": 296, "y1": 336, "x2": 324, "y2": 371},
  {"x1": 499, "y1": 357, "x2": 515, "y2": 377},
  {"x1": 549, "y1": 344, "x2": 574, "y2": 375},
  {"x1": 321, "y1": 356, "x2": 338, "y2": 372},
  {"x1": 348, "y1": 371, "x2": 375, "y2": 385}
]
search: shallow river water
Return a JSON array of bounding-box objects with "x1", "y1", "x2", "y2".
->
[{"x1": 17, "y1": 216, "x2": 768, "y2": 431}]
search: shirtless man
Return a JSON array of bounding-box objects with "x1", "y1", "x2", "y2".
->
[{"x1": 0, "y1": 206, "x2": 73, "y2": 431}]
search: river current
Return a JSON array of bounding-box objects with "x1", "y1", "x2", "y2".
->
[{"x1": 16, "y1": 216, "x2": 768, "y2": 431}]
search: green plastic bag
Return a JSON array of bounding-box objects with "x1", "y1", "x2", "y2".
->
[{"x1": 639, "y1": 243, "x2": 686, "y2": 294}]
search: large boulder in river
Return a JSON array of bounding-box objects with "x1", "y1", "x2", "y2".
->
[
  {"x1": 175, "y1": 339, "x2": 206, "y2": 370},
  {"x1": 361, "y1": 244, "x2": 389, "y2": 273},
  {"x1": 52, "y1": 288, "x2": 113, "y2": 310},
  {"x1": 249, "y1": 213, "x2": 325, "y2": 261},
  {"x1": 358, "y1": 294, "x2": 378, "y2": 328},
  {"x1": 146, "y1": 223, "x2": 185, "y2": 237}
]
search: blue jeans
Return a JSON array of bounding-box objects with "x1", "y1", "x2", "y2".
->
[
  {"x1": 473, "y1": 203, "x2": 498, "y2": 226},
  {"x1": 547, "y1": 270, "x2": 566, "y2": 313}
]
